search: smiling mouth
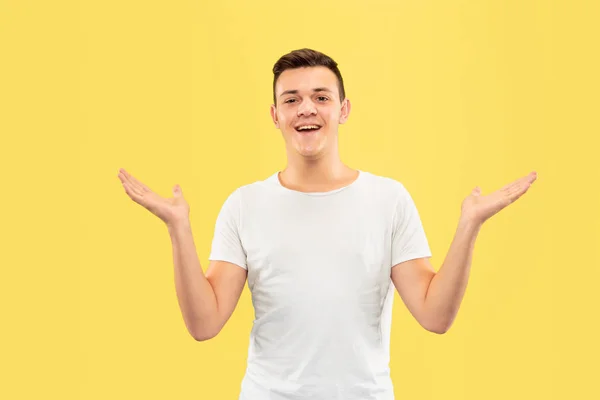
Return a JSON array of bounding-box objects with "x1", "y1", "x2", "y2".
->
[{"x1": 295, "y1": 125, "x2": 322, "y2": 134}]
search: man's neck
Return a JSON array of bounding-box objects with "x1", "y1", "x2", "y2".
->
[{"x1": 278, "y1": 159, "x2": 359, "y2": 193}]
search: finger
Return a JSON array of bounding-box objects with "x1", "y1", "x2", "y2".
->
[
  {"x1": 507, "y1": 181, "x2": 531, "y2": 202},
  {"x1": 518, "y1": 171, "x2": 537, "y2": 184},
  {"x1": 122, "y1": 180, "x2": 144, "y2": 203},
  {"x1": 500, "y1": 179, "x2": 521, "y2": 192},
  {"x1": 529, "y1": 171, "x2": 538, "y2": 184},
  {"x1": 120, "y1": 169, "x2": 144, "y2": 191},
  {"x1": 128, "y1": 171, "x2": 152, "y2": 192},
  {"x1": 122, "y1": 179, "x2": 144, "y2": 198},
  {"x1": 501, "y1": 172, "x2": 536, "y2": 193},
  {"x1": 511, "y1": 173, "x2": 537, "y2": 195},
  {"x1": 130, "y1": 174, "x2": 152, "y2": 192},
  {"x1": 118, "y1": 172, "x2": 142, "y2": 197},
  {"x1": 121, "y1": 169, "x2": 148, "y2": 193},
  {"x1": 509, "y1": 187, "x2": 528, "y2": 203}
]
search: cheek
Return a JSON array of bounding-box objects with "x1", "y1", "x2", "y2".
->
[
  {"x1": 277, "y1": 111, "x2": 292, "y2": 126},
  {"x1": 322, "y1": 112, "x2": 337, "y2": 126},
  {"x1": 320, "y1": 107, "x2": 337, "y2": 120}
]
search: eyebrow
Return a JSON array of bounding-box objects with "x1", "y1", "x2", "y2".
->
[{"x1": 279, "y1": 87, "x2": 333, "y2": 97}]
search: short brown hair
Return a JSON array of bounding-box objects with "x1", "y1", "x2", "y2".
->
[{"x1": 272, "y1": 48, "x2": 346, "y2": 105}]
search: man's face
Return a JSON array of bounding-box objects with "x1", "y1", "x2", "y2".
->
[{"x1": 270, "y1": 66, "x2": 351, "y2": 160}]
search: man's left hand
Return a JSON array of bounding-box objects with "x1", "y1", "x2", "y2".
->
[{"x1": 460, "y1": 171, "x2": 538, "y2": 225}]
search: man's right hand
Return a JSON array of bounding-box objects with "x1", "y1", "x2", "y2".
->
[{"x1": 118, "y1": 168, "x2": 190, "y2": 226}]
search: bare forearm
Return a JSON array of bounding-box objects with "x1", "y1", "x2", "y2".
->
[
  {"x1": 168, "y1": 220, "x2": 218, "y2": 340},
  {"x1": 424, "y1": 217, "x2": 482, "y2": 333}
]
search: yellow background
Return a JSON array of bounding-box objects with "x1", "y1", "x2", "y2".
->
[{"x1": 1, "y1": 0, "x2": 599, "y2": 398}]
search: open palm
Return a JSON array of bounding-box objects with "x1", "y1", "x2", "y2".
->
[
  {"x1": 461, "y1": 171, "x2": 538, "y2": 224},
  {"x1": 118, "y1": 168, "x2": 189, "y2": 225}
]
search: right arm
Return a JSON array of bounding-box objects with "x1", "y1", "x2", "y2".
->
[
  {"x1": 168, "y1": 219, "x2": 247, "y2": 341},
  {"x1": 117, "y1": 168, "x2": 247, "y2": 341}
]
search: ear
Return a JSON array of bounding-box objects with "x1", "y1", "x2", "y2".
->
[
  {"x1": 270, "y1": 104, "x2": 280, "y2": 128},
  {"x1": 339, "y1": 98, "x2": 351, "y2": 124}
]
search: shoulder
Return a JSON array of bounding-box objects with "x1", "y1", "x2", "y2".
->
[
  {"x1": 359, "y1": 170, "x2": 409, "y2": 198},
  {"x1": 234, "y1": 172, "x2": 280, "y2": 197},
  {"x1": 219, "y1": 172, "x2": 282, "y2": 208}
]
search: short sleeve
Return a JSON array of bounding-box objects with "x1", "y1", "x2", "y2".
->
[
  {"x1": 391, "y1": 183, "x2": 432, "y2": 266},
  {"x1": 208, "y1": 188, "x2": 247, "y2": 270}
]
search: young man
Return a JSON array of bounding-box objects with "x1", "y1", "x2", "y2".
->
[{"x1": 118, "y1": 48, "x2": 537, "y2": 399}]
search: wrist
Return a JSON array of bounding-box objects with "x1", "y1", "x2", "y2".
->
[
  {"x1": 458, "y1": 214, "x2": 483, "y2": 232},
  {"x1": 166, "y1": 218, "x2": 191, "y2": 232}
]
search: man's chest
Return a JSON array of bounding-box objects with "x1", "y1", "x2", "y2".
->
[{"x1": 239, "y1": 201, "x2": 394, "y2": 297}]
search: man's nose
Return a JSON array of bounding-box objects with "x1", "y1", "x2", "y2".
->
[{"x1": 297, "y1": 99, "x2": 317, "y2": 116}]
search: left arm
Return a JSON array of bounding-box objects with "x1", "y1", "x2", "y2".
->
[
  {"x1": 391, "y1": 171, "x2": 537, "y2": 334},
  {"x1": 391, "y1": 217, "x2": 481, "y2": 334}
]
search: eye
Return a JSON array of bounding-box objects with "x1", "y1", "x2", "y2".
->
[
  {"x1": 284, "y1": 98, "x2": 296, "y2": 104},
  {"x1": 317, "y1": 96, "x2": 329, "y2": 102}
]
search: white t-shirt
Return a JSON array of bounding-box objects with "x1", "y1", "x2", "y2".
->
[{"x1": 209, "y1": 170, "x2": 432, "y2": 400}]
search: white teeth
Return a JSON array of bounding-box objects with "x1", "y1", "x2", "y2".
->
[{"x1": 297, "y1": 125, "x2": 320, "y2": 131}]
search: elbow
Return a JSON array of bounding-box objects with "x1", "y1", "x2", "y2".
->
[
  {"x1": 428, "y1": 325, "x2": 450, "y2": 334},
  {"x1": 425, "y1": 318, "x2": 452, "y2": 334},
  {"x1": 422, "y1": 309, "x2": 456, "y2": 334},
  {"x1": 190, "y1": 321, "x2": 219, "y2": 342},
  {"x1": 192, "y1": 331, "x2": 216, "y2": 341}
]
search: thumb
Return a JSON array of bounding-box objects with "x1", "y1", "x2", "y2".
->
[
  {"x1": 472, "y1": 186, "x2": 481, "y2": 196},
  {"x1": 173, "y1": 184, "x2": 182, "y2": 197}
]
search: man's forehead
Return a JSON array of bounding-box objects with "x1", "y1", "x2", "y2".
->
[
  {"x1": 276, "y1": 67, "x2": 337, "y2": 94},
  {"x1": 279, "y1": 87, "x2": 334, "y2": 97}
]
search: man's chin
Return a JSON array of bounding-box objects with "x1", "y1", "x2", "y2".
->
[{"x1": 295, "y1": 147, "x2": 326, "y2": 160}]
